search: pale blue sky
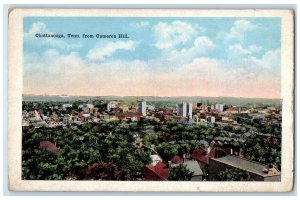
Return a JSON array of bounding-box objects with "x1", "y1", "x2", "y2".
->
[{"x1": 23, "y1": 17, "x2": 281, "y2": 98}]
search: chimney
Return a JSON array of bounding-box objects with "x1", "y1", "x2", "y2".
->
[
  {"x1": 268, "y1": 164, "x2": 274, "y2": 169},
  {"x1": 230, "y1": 148, "x2": 233, "y2": 155},
  {"x1": 54, "y1": 142, "x2": 57, "y2": 147},
  {"x1": 206, "y1": 146, "x2": 211, "y2": 155},
  {"x1": 183, "y1": 154, "x2": 186, "y2": 163},
  {"x1": 168, "y1": 161, "x2": 172, "y2": 168},
  {"x1": 262, "y1": 168, "x2": 269, "y2": 174}
]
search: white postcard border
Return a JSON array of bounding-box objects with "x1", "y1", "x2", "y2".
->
[{"x1": 8, "y1": 8, "x2": 294, "y2": 192}]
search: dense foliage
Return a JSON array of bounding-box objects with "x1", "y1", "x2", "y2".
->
[
  {"x1": 22, "y1": 123, "x2": 152, "y2": 180},
  {"x1": 216, "y1": 168, "x2": 253, "y2": 181},
  {"x1": 243, "y1": 134, "x2": 281, "y2": 170},
  {"x1": 169, "y1": 164, "x2": 194, "y2": 181}
]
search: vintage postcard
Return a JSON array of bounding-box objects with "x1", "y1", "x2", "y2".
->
[{"x1": 8, "y1": 9, "x2": 294, "y2": 192}]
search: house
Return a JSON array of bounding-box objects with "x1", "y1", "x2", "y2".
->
[
  {"x1": 48, "y1": 121, "x2": 66, "y2": 128},
  {"x1": 114, "y1": 113, "x2": 143, "y2": 121},
  {"x1": 150, "y1": 154, "x2": 163, "y2": 166},
  {"x1": 191, "y1": 147, "x2": 227, "y2": 167},
  {"x1": 175, "y1": 116, "x2": 189, "y2": 124},
  {"x1": 191, "y1": 148, "x2": 208, "y2": 166},
  {"x1": 162, "y1": 108, "x2": 173, "y2": 114},
  {"x1": 208, "y1": 154, "x2": 281, "y2": 181},
  {"x1": 22, "y1": 119, "x2": 30, "y2": 128},
  {"x1": 184, "y1": 161, "x2": 203, "y2": 181},
  {"x1": 80, "y1": 104, "x2": 94, "y2": 114},
  {"x1": 111, "y1": 107, "x2": 123, "y2": 113},
  {"x1": 170, "y1": 155, "x2": 183, "y2": 164},
  {"x1": 143, "y1": 161, "x2": 169, "y2": 181},
  {"x1": 39, "y1": 141, "x2": 60, "y2": 154},
  {"x1": 62, "y1": 104, "x2": 72, "y2": 110},
  {"x1": 171, "y1": 160, "x2": 203, "y2": 181}
]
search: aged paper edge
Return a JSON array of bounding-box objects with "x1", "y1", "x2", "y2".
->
[{"x1": 8, "y1": 8, "x2": 294, "y2": 192}]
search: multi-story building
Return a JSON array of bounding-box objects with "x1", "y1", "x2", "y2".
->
[
  {"x1": 137, "y1": 99, "x2": 147, "y2": 116},
  {"x1": 107, "y1": 101, "x2": 120, "y2": 112},
  {"x1": 215, "y1": 103, "x2": 224, "y2": 112},
  {"x1": 177, "y1": 102, "x2": 193, "y2": 119},
  {"x1": 208, "y1": 155, "x2": 281, "y2": 181},
  {"x1": 82, "y1": 104, "x2": 94, "y2": 114}
]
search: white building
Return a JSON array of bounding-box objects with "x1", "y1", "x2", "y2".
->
[
  {"x1": 48, "y1": 121, "x2": 66, "y2": 128},
  {"x1": 215, "y1": 104, "x2": 224, "y2": 112},
  {"x1": 62, "y1": 104, "x2": 72, "y2": 110},
  {"x1": 150, "y1": 154, "x2": 163, "y2": 166},
  {"x1": 207, "y1": 116, "x2": 216, "y2": 123},
  {"x1": 107, "y1": 101, "x2": 119, "y2": 112},
  {"x1": 188, "y1": 103, "x2": 193, "y2": 119},
  {"x1": 82, "y1": 104, "x2": 94, "y2": 114},
  {"x1": 138, "y1": 99, "x2": 147, "y2": 116},
  {"x1": 146, "y1": 105, "x2": 155, "y2": 111},
  {"x1": 177, "y1": 102, "x2": 193, "y2": 119}
]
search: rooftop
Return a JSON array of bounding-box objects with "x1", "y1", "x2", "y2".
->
[
  {"x1": 211, "y1": 155, "x2": 280, "y2": 177},
  {"x1": 143, "y1": 161, "x2": 169, "y2": 181},
  {"x1": 172, "y1": 161, "x2": 203, "y2": 176}
]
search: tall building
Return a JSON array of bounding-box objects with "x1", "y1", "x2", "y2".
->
[
  {"x1": 187, "y1": 103, "x2": 193, "y2": 119},
  {"x1": 177, "y1": 102, "x2": 187, "y2": 117},
  {"x1": 138, "y1": 99, "x2": 147, "y2": 116},
  {"x1": 177, "y1": 102, "x2": 193, "y2": 119},
  {"x1": 215, "y1": 104, "x2": 224, "y2": 112}
]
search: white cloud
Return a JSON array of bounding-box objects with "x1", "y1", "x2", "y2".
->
[
  {"x1": 153, "y1": 21, "x2": 203, "y2": 49},
  {"x1": 162, "y1": 36, "x2": 215, "y2": 66},
  {"x1": 228, "y1": 44, "x2": 253, "y2": 57},
  {"x1": 227, "y1": 43, "x2": 280, "y2": 70},
  {"x1": 227, "y1": 19, "x2": 259, "y2": 41},
  {"x1": 249, "y1": 45, "x2": 262, "y2": 52},
  {"x1": 184, "y1": 57, "x2": 218, "y2": 69},
  {"x1": 249, "y1": 48, "x2": 281, "y2": 70},
  {"x1": 216, "y1": 19, "x2": 259, "y2": 42},
  {"x1": 179, "y1": 57, "x2": 219, "y2": 77},
  {"x1": 23, "y1": 48, "x2": 281, "y2": 98},
  {"x1": 86, "y1": 40, "x2": 139, "y2": 61},
  {"x1": 194, "y1": 36, "x2": 215, "y2": 49},
  {"x1": 24, "y1": 22, "x2": 82, "y2": 50},
  {"x1": 227, "y1": 44, "x2": 264, "y2": 64}
]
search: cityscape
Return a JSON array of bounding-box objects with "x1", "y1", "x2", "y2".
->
[
  {"x1": 22, "y1": 17, "x2": 282, "y2": 182},
  {"x1": 22, "y1": 95, "x2": 281, "y2": 181}
]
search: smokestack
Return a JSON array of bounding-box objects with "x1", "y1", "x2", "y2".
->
[{"x1": 230, "y1": 148, "x2": 233, "y2": 155}]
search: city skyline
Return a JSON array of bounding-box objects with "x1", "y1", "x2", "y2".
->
[{"x1": 23, "y1": 17, "x2": 281, "y2": 98}]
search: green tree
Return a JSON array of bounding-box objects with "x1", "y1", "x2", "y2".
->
[
  {"x1": 169, "y1": 164, "x2": 194, "y2": 181},
  {"x1": 216, "y1": 168, "x2": 253, "y2": 181},
  {"x1": 157, "y1": 142, "x2": 179, "y2": 162}
]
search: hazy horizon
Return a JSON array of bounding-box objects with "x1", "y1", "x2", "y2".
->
[{"x1": 23, "y1": 93, "x2": 281, "y2": 100}]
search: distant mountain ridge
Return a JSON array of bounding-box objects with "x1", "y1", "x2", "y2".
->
[{"x1": 22, "y1": 94, "x2": 281, "y2": 107}]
